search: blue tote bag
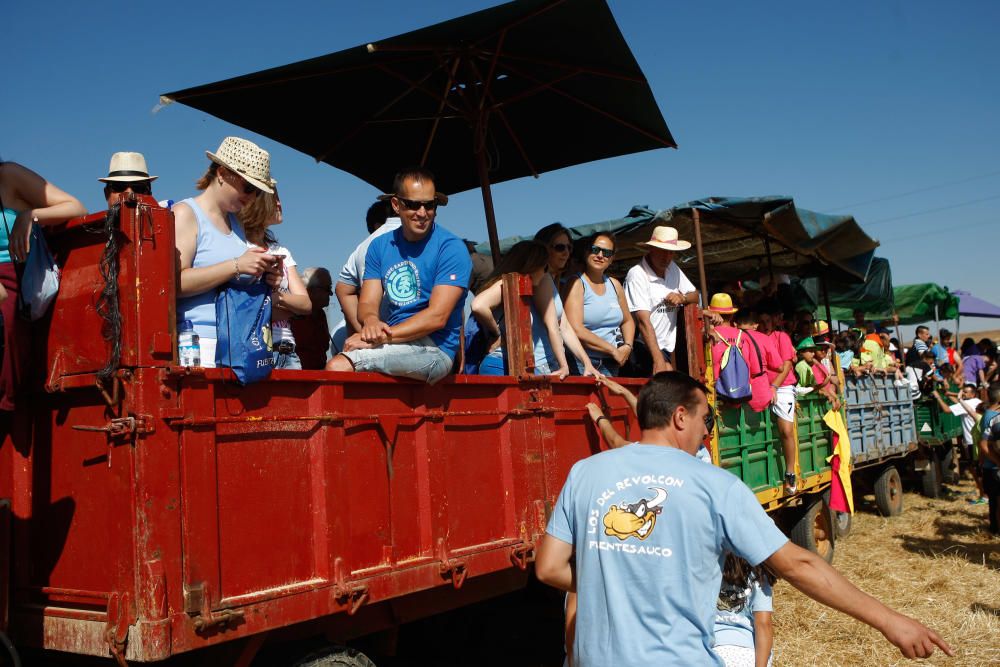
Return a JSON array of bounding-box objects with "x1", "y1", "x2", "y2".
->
[{"x1": 215, "y1": 280, "x2": 274, "y2": 385}]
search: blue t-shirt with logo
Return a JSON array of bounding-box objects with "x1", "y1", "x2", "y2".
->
[
  {"x1": 546, "y1": 445, "x2": 788, "y2": 667},
  {"x1": 713, "y1": 578, "x2": 773, "y2": 649},
  {"x1": 363, "y1": 223, "x2": 471, "y2": 359}
]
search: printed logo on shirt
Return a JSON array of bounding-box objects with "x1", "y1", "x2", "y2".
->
[
  {"x1": 603, "y1": 487, "x2": 668, "y2": 541},
  {"x1": 385, "y1": 261, "x2": 420, "y2": 306}
]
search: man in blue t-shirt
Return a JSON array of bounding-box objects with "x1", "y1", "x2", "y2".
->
[
  {"x1": 535, "y1": 372, "x2": 953, "y2": 666},
  {"x1": 979, "y1": 382, "x2": 1000, "y2": 535},
  {"x1": 326, "y1": 167, "x2": 471, "y2": 384}
]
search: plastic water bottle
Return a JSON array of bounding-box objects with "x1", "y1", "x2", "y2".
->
[{"x1": 178, "y1": 320, "x2": 201, "y2": 367}]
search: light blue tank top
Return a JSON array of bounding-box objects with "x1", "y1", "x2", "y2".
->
[
  {"x1": 176, "y1": 198, "x2": 249, "y2": 339},
  {"x1": 531, "y1": 274, "x2": 564, "y2": 369},
  {"x1": 0, "y1": 208, "x2": 16, "y2": 264},
  {"x1": 579, "y1": 273, "x2": 623, "y2": 359}
]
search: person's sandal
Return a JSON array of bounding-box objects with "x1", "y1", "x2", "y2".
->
[{"x1": 784, "y1": 472, "x2": 797, "y2": 494}]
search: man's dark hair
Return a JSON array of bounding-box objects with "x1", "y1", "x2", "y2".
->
[
  {"x1": 392, "y1": 166, "x2": 435, "y2": 195},
  {"x1": 366, "y1": 200, "x2": 391, "y2": 234},
  {"x1": 963, "y1": 383, "x2": 978, "y2": 392},
  {"x1": 915, "y1": 326, "x2": 929, "y2": 336},
  {"x1": 938, "y1": 363, "x2": 953, "y2": 376},
  {"x1": 734, "y1": 310, "x2": 757, "y2": 326},
  {"x1": 637, "y1": 371, "x2": 708, "y2": 430},
  {"x1": 988, "y1": 381, "x2": 1000, "y2": 405},
  {"x1": 939, "y1": 328, "x2": 952, "y2": 340}
]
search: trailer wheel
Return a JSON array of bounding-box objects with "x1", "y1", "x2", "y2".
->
[
  {"x1": 834, "y1": 511, "x2": 852, "y2": 539},
  {"x1": 939, "y1": 445, "x2": 958, "y2": 485},
  {"x1": 790, "y1": 496, "x2": 835, "y2": 563},
  {"x1": 874, "y1": 466, "x2": 904, "y2": 517},
  {"x1": 291, "y1": 646, "x2": 377, "y2": 667},
  {"x1": 921, "y1": 456, "x2": 942, "y2": 499}
]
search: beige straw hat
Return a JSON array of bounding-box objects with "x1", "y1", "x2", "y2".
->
[
  {"x1": 640, "y1": 225, "x2": 691, "y2": 251},
  {"x1": 205, "y1": 137, "x2": 274, "y2": 194},
  {"x1": 99, "y1": 152, "x2": 157, "y2": 183}
]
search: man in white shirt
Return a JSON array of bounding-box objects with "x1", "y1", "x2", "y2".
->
[
  {"x1": 624, "y1": 226, "x2": 699, "y2": 374},
  {"x1": 335, "y1": 199, "x2": 402, "y2": 334}
]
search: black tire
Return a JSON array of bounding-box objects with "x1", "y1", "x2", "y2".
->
[
  {"x1": 833, "y1": 510, "x2": 852, "y2": 539},
  {"x1": 939, "y1": 445, "x2": 958, "y2": 485},
  {"x1": 790, "y1": 496, "x2": 835, "y2": 563},
  {"x1": 291, "y1": 646, "x2": 377, "y2": 667},
  {"x1": 921, "y1": 456, "x2": 942, "y2": 498},
  {"x1": 874, "y1": 466, "x2": 904, "y2": 517}
]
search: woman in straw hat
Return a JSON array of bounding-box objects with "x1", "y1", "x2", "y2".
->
[
  {"x1": 0, "y1": 158, "x2": 86, "y2": 410},
  {"x1": 174, "y1": 137, "x2": 278, "y2": 367}
]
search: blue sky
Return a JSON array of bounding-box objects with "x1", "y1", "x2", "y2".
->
[{"x1": 5, "y1": 0, "x2": 999, "y2": 339}]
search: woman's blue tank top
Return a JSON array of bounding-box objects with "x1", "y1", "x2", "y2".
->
[
  {"x1": 0, "y1": 208, "x2": 16, "y2": 264},
  {"x1": 176, "y1": 198, "x2": 249, "y2": 339},
  {"x1": 580, "y1": 273, "x2": 623, "y2": 358}
]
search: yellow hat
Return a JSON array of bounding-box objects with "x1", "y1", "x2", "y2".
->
[
  {"x1": 707, "y1": 293, "x2": 738, "y2": 314},
  {"x1": 813, "y1": 320, "x2": 830, "y2": 336}
]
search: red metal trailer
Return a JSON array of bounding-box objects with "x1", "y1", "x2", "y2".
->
[{"x1": 1, "y1": 197, "x2": 659, "y2": 664}]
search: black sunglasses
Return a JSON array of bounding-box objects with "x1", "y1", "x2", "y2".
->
[
  {"x1": 550, "y1": 243, "x2": 571, "y2": 253},
  {"x1": 396, "y1": 197, "x2": 438, "y2": 212},
  {"x1": 703, "y1": 410, "x2": 715, "y2": 435},
  {"x1": 108, "y1": 181, "x2": 151, "y2": 195},
  {"x1": 589, "y1": 245, "x2": 615, "y2": 259}
]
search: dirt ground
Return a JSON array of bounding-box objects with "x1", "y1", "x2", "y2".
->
[{"x1": 773, "y1": 477, "x2": 1000, "y2": 667}]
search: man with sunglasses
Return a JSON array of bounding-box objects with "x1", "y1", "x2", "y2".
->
[
  {"x1": 326, "y1": 167, "x2": 471, "y2": 384},
  {"x1": 99, "y1": 152, "x2": 156, "y2": 207},
  {"x1": 536, "y1": 372, "x2": 953, "y2": 666}
]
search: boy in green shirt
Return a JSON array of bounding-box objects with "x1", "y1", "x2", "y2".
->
[{"x1": 795, "y1": 337, "x2": 818, "y2": 387}]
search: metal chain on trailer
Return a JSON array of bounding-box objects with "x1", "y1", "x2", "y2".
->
[{"x1": 94, "y1": 203, "x2": 123, "y2": 382}]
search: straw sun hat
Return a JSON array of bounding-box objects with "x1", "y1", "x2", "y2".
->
[
  {"x1": 640, "y1": 225, "x2": 691, "y2": 252},
  {"x1": 707, "y1": 293, "x2": 738, "y2": 314},
  {"x1": 99, "y1": 152, "x2": 157, "y2": 183},
  {"x1": 206, "y1": 137, "x2": 274, "y2": 194}
]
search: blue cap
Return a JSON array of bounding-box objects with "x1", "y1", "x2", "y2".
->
[{"x1": 180, "y1": 319, "x2": 194, "y2": 331}]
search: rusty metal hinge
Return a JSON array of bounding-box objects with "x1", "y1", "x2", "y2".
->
[
  {"x1": 184, "y1": 582, "x2": 245, "y2": 633},
  {"x1": 72, "y1": 415, "x2": 154, "y2": 437},
  {"x1": 509, "y1": 541, "x2": 535, "y2": 570},
  {"x1": 436, "y1": 538, "x2": 468, "y2": 589},
  {"x1": 332, "y1": 557, "x2": 369, "y2": 615},
  {"x1": 106, "y1": 591, "x2": 131, "y2": 667}
]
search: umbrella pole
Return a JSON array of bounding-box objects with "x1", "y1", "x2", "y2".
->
[
  {"x1": 821, "y1": 274, "x2": 833, "y2": 328},
  {"x1": 692, "y1": 208, "x2": 709, "y2": 309},
  {"x1": 475, "y1": 147, "x2": 503, "y2": 266}
]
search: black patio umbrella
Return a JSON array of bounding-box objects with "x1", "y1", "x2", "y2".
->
[{"x1": 161, "y1": 0, "x2": 675, "y2": 262}]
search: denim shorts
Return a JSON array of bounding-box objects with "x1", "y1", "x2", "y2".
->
[
  {"x1": 342, "y1": 336, "x2": 453, "y2": 384},
  {"x1": 478, "y1": 349, "x2": 553, "y2": 376},
  {"x1": 273, "y1": 349, "x2": 302, "y2": 370}
]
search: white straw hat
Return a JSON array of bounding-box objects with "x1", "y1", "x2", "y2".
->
[
  {"x1": 640, "y1": 225, "x2": 691, "y2": 251},
  {"x1": 205, "y1": 137, "x2": 274, "y2": 194},
  {"x1": 99, "y1": 152, "x2": 157, "y2": 183}
]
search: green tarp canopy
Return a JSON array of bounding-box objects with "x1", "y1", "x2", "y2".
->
[
  {"x1": 816, "y1": 282, "x2": 959, "y2": 325},
  {"x1": 790, "y1": 257, "x2": 894, "y2": 319}
]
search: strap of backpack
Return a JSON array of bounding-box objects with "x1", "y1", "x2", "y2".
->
[{"x1": 744, "y1": 330, "x2": 766, "y2": 378}]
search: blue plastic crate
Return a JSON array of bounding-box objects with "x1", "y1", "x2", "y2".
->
[{"x1": 844, "y1": 375, "x2": 916, "y2": 465}]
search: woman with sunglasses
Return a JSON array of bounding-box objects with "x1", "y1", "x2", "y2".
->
[
  {"x1": 0, "y1": 158, "x2": 86, "y2": 410},
  {"x1": 238, "y1": 183, "x2": 311, "y2": 369},
  {"x1": 174, "y1": 137, "x2": 278, "y2": 367},
  {"x1": 564, "y1": 233, "x2": 634, "y2": 376},
  {"x1": 472, "y1": 241, "x2": 599, "y2": 378}
]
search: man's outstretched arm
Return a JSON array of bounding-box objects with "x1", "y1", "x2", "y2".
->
[{"x1": 765, "y1": 542, "x2": 953, "y2": 659}]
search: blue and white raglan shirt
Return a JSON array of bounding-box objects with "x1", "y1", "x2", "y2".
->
[
  {"x1": 363, "y1": 223, "x2": 472, "y2": 359},
  {"x1": 546, "y1": 445, "x2": 788, "y2": 667}
]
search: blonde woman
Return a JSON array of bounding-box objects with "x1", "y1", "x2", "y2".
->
[{"x1": 238, "y1": 184, "x2": 311, "y2": 369}]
